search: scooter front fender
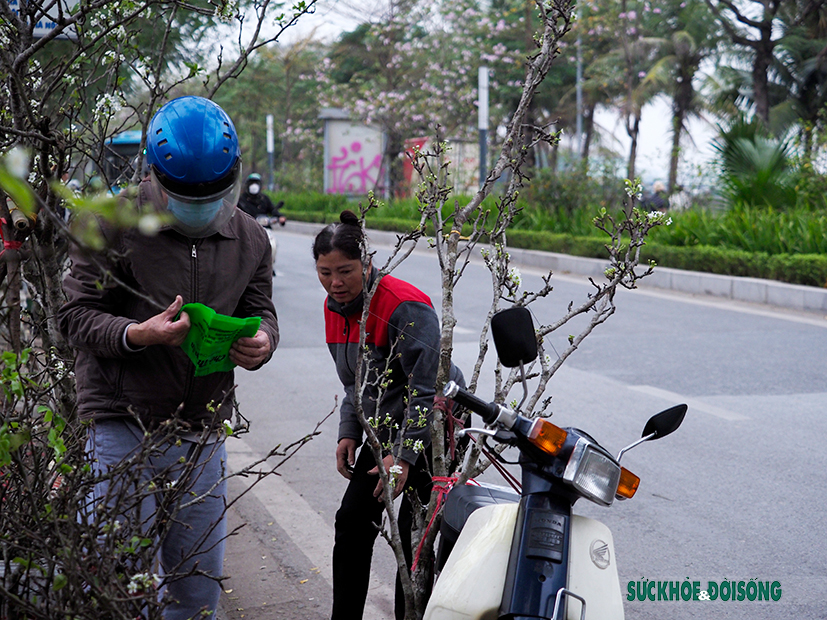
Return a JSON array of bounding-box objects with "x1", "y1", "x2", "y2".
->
[{"x1": 567, "y1": 515, "x2": 625, "y2": 620}]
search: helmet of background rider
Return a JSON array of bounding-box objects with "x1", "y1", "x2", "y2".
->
[
  {"x1": 246, "y1": 172, "x2": 262, "y2": 195},
  {"x1": 145, "y1": 96, "x2": 242, "y2": 238}
]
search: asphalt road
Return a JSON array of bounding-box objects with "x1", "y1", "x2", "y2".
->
[{"x1": 219, "y1": 226, "x2": 827, "y2": 620}]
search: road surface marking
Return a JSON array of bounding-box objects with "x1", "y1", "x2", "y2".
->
[{"x1": 628, "y1": 385, "x2": 750, "y2": 421}]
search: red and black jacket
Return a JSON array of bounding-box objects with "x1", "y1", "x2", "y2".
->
[{"x1": 325, "y1": 268, "x2": 453, "y2": 464}]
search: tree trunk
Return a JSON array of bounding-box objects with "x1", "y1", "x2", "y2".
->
[
  {"x1": 626, "y1": 113, "x2": 640, "y2": 181},
  {"x1": 384, "y1": 132, "x2": 406, "y2": 199},
  {"x1": 582, "y1": 101, "x2": 596, "y2": 162},
  {"x1": 752, "y1": 40, "x2": 773, "y2": 126},
  {"x1": 751, "y1": 2, "x2": 778, "y2": 127},
  {"x1": 668, "y1": 112, "x2": 682, "y2": 193}
]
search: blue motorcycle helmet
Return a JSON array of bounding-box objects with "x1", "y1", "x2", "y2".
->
[{"x1": 145, "y1": 96, "x2": 242, "y2": 237}]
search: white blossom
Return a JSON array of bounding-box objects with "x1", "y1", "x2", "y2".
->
[
  {"x1": 127, "y1": 572, "x2": 160, "y2": 594},
  {"x1": 645, "y1": 211, "x2": 673, "y2": 226},
  {"x1": 138, "y1": 213, "x2": 162, "y2": 236},
  {"x1": 215, "y1": 0, "x2": 238, "y2": 22},
  {"x1": 103, "y1": 50, "x2": 125, "y2": 64},
  {"x1": 93, "y1": 93, "x2": 124, "y2": 124},
  {"x1": 624, "y1": 179, "x2": 643, "y2": 200},
  {"x1": 5, "y1": 147, "x2": 30, "y2": 179}
]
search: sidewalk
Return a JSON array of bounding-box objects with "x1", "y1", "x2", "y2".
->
[
  {"x1": 285, "y1": 221, "x2": 827, "y2": 316},
  {"x1": 217, "y1": 476, "x2": 330, "y2": 620}
]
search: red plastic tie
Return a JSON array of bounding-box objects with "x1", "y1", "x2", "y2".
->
[
  {"x1": 434, "y1": 395, "x2": 465, "y2": 461},
  {"x1": 411, "y1": 474, "x2": 457, "y2": 573},
  {"x1": 0, "y1": 218, "x2": 23, "y2": 258}
]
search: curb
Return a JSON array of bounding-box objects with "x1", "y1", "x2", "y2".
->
[{"x1": 285, "y1": 220, "x2": 827, "y2": 315}]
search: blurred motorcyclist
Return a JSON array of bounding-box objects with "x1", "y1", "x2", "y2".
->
[{"x1": 238, "y1": 173, "x2": 285, "y2": 225}]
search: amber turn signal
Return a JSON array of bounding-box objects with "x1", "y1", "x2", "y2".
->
[
  {"x1": 616, "y1": 467, "x2": 640, "y2": 499},
  {"x1": 527, "y1": 419, "x2": 568, "y2": 456}
]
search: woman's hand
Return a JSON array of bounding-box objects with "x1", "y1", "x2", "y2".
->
[
  {"x1": 336, "y1": 438, "x2": 358, "y2": 480},
  {"x1": 369, "y1": 455, "x2": 409, "y2": 501}
]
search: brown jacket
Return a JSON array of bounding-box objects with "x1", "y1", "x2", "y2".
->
[{"x1": 58, "y1": 196, "x2": 279, "y2": 429}]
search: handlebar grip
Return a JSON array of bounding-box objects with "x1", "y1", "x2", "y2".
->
[{"x1": 443, "y1": 381, "x2": 500, "y2": 425}]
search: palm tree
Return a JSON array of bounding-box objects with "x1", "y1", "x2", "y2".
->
[
  {"x1": 773, "y1": 1, "x2": 827, "y2": 159},
  {"x1": 646, "y1": 1, "x2": 722, "y2": 192},
  {"x1": 587, "y1": 1, "x2": 661, "y2": 181},
  {"x1": 702, "y1": 1, "x2": 827, "y2": 163},
  {"x1": 704, "y1": 0, "x2": 784, "y2": 127}
]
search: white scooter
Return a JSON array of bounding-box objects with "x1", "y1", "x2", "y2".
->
[
  {"x1": 255, "y1": 212, "x2": 283, "y2": 276},
  {"x1": 425, "y1": 307, "x2": 686, "y2": 620}
]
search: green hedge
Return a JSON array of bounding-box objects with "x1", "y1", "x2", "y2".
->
[
  {"x1": 641, "y1": 243, "x2": 827, "y2": 287},
  {"x1": 284, "y1": 210, "x2": 443, "y2": 236},
  {"x1": 283, "y1": 209, "x2": 827, "y2": 289}
]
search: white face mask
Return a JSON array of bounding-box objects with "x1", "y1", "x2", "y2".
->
[{"x1": 248, "y1": 183, "x2": 261, "y2": 195}]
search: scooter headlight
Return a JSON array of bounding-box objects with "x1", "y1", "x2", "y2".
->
[{"x1": 563, "y1": 438, "x2": 621, "y2": 506}]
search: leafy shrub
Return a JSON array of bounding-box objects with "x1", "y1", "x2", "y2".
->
[
  {"x1": 272, "y1": 160, "x2": 324, "y2": 195},
  {"x1": 792, "y1": 157, "x2": 827, "y2": 211},
  {"x1": 650, "y1": 205, "x2": 827, "y2": 254},
  {"x1": 522, "y1": 162, "x2": 627, "y2": 219},
  {"x1": 273, "y1": 191, "x2": 351, "y2": 215},
  {"x1": 712, "y1": 119, "x2": 797, "y2": 210}
]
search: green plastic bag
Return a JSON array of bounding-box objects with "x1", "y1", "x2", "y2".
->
[{"x1": 179, "y1": 303, "x2": 261, "y2": 376}]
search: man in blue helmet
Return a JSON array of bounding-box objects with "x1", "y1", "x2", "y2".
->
[{"x1": 59, "y1": 96, "x2": 279, "y2": 619}]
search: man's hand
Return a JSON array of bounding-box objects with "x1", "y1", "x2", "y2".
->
[
  {"x1": 126, "y1": 295, "x2": 190, "y2": 347},
  {"x1": 336, "y1": 438, "x2": 358, "y2": 480},
  {"x1": 369, "y1": 455, "x2": 409, "y2": 501},
  {"x1": 229, "y1": 329, "x2": 271, "y2": 369}
]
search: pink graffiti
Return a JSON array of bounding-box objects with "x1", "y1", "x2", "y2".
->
[{"x1": 327, "y1": 141, "x2": 383, "y2": 194}]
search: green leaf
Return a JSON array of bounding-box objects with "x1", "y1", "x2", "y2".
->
[
  {"x1": 0, "y1": 168, "x2": 34, "y2": 215},
  {"x1": 8, "y1": 429, "x2": 31, "y2": 452},
  {"x1": 53, "y1": 573, "x2": 68, "y2": 591},
  {"x1": 12, "y1": 557, "x2": 46, "y2": 575}
]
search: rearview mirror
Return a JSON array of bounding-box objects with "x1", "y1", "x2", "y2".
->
[
  {"x1": 491, "y1": 307, "x2": 538, "y2": 368},
  {"x1": 642, "y1": 404, "x2": 687, "y2": 440}
]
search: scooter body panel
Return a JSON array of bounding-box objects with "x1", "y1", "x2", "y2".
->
[
  {"x1": 424, "y1": 506, "x2": 624, "y2": 620},
  {"x1": 265, "y1": 228, "x2": 278, "y2": 269},
  {"x1": 567, "y1": 515, "x2": 625, "y2": 620}
]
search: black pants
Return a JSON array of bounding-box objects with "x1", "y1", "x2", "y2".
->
[{"x1": 331, "y1": 445, "x2": 432, "y2": 620}]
